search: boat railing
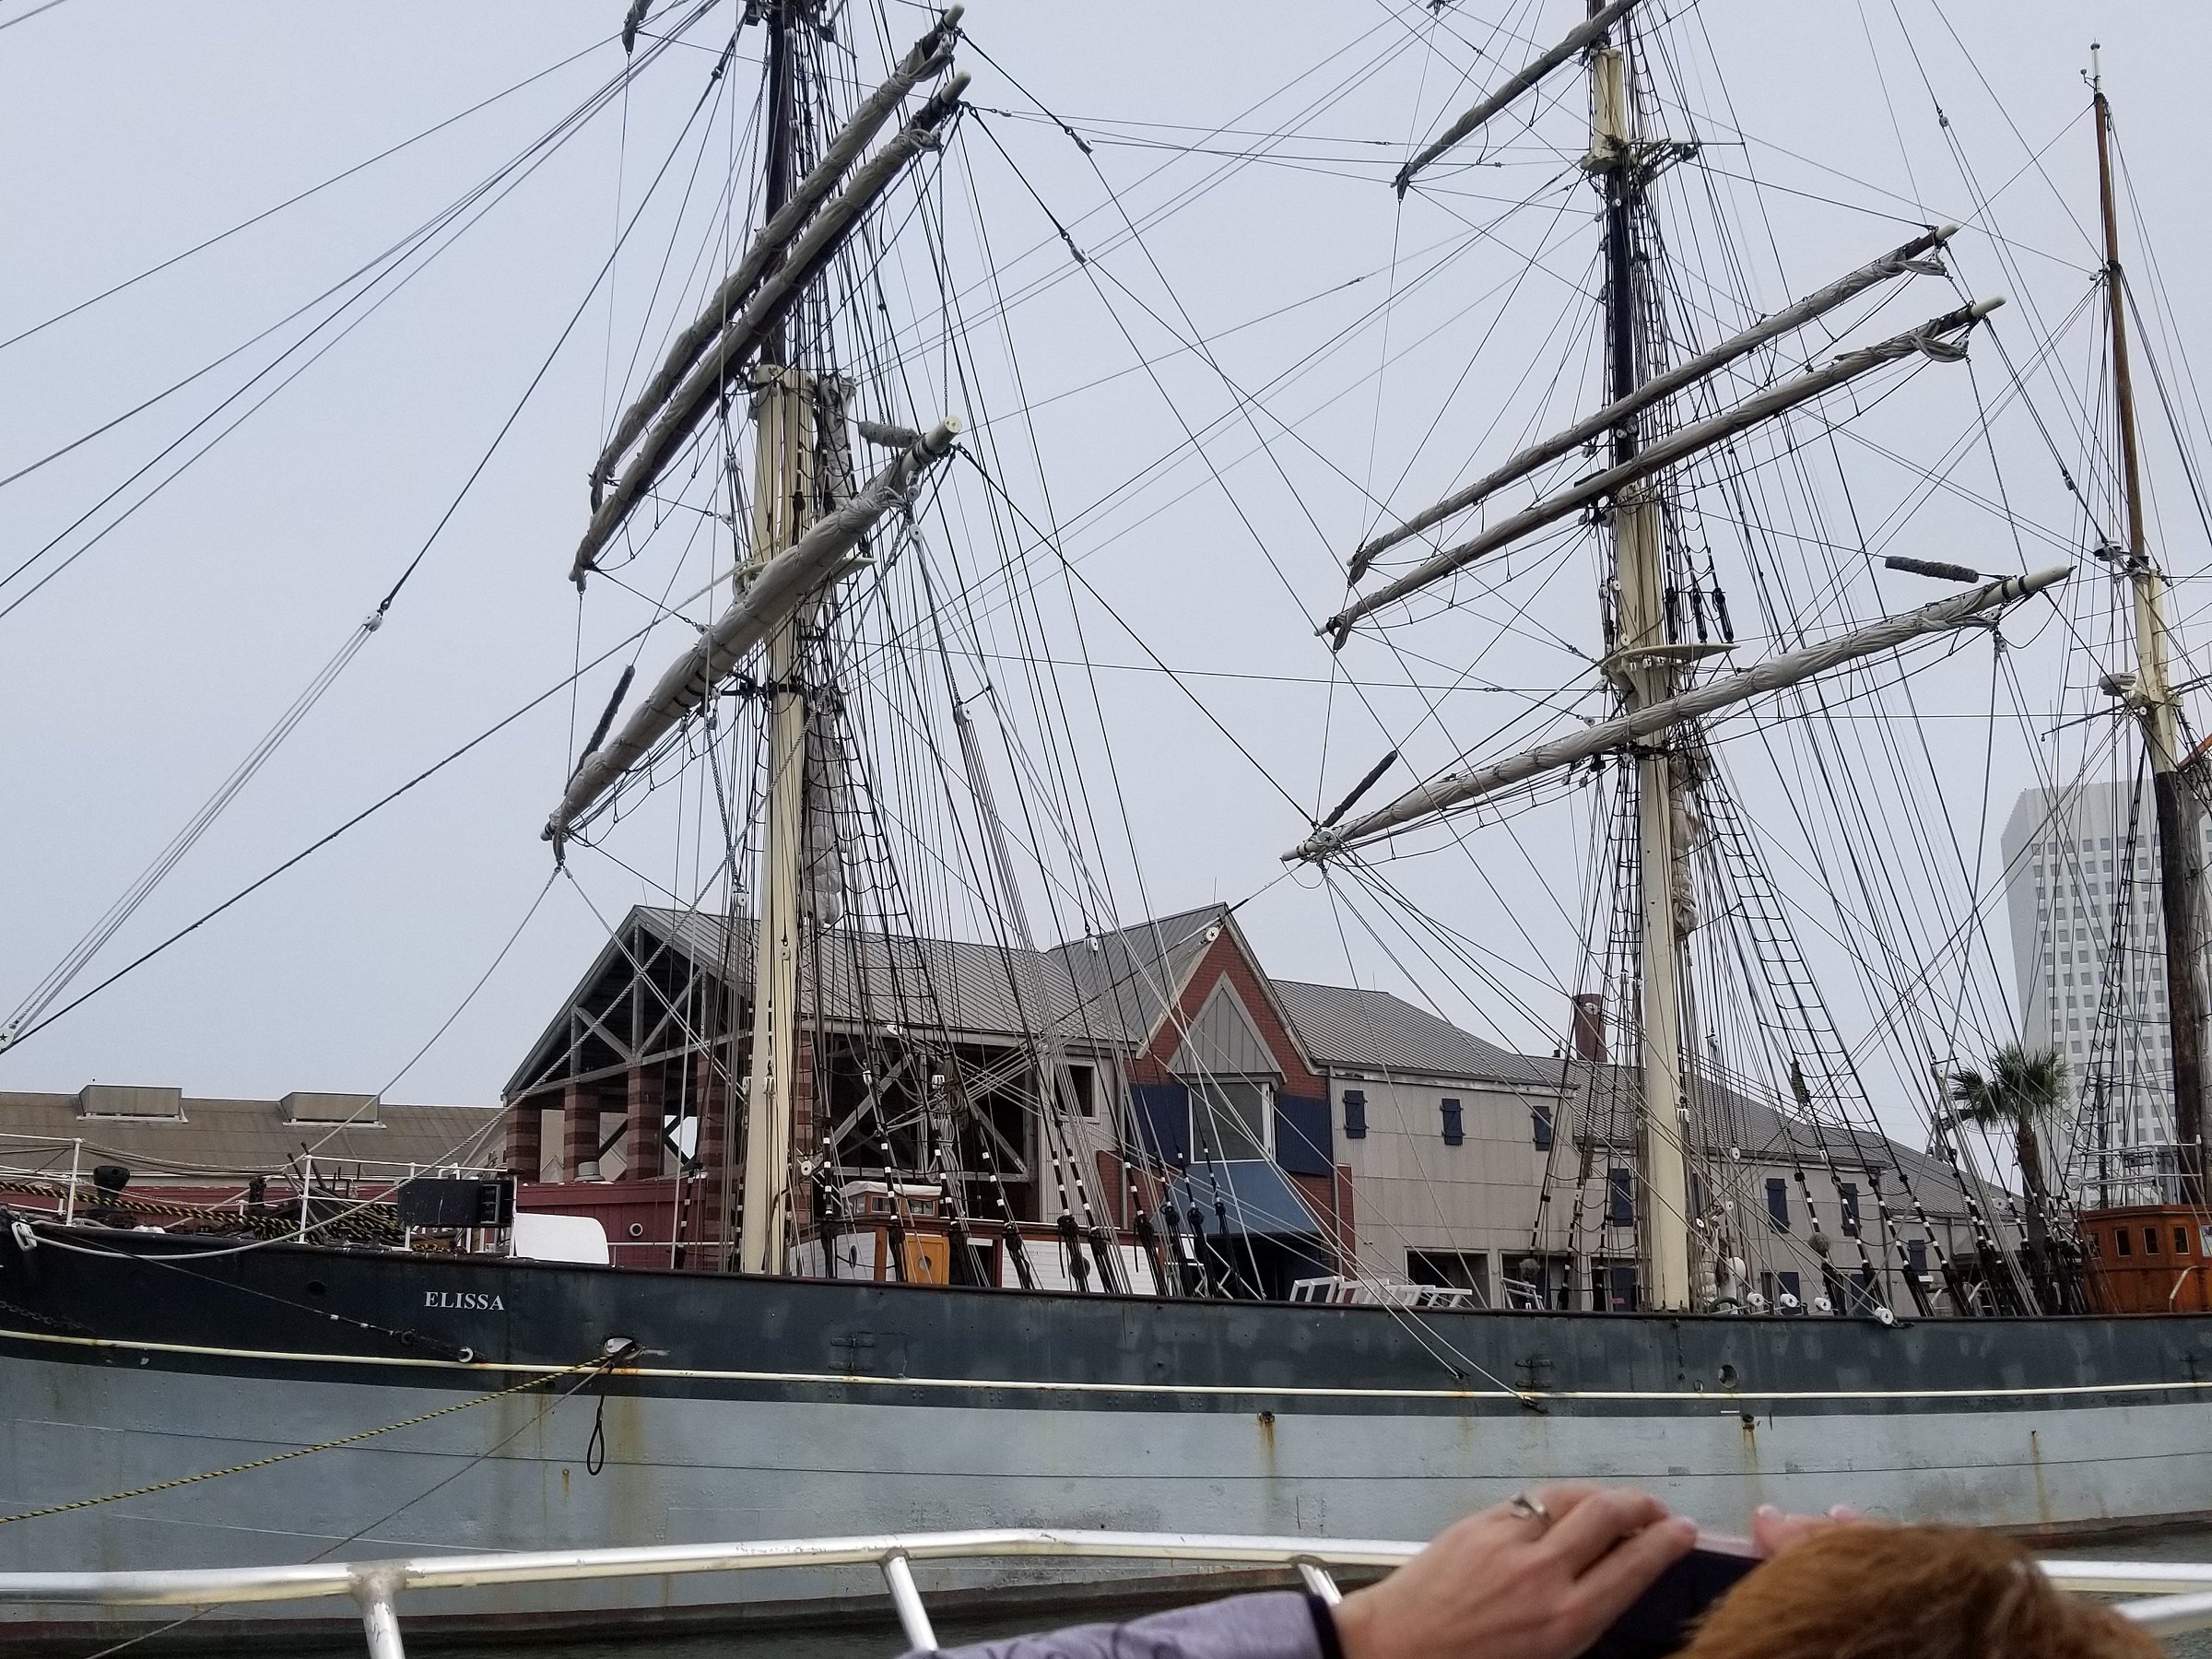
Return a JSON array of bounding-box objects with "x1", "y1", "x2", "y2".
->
[
  {"x1": 0, "y1": 1136, "x2": 508, "y2": 1241},
  {"x1": 1289, "y1": 1274, "x2": 1478, "y2": 1309},
  {"x1": 4, "y1": 1528, "x2": 2209, "y2": 1658}
]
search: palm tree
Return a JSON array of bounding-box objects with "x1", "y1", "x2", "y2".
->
[
  {"x1": 1947, "y1": 1042, "x2": 2069, "y2": 1312},
  {"x1": 1946, "y1": 1042, "x2": 2068, "y2": 1202}
]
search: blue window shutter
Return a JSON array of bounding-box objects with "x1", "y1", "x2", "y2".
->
[
  {"x1": 1129, "y1": 1083, "x2": 1192, "y2": 1167},
  {"x1": 1342, "y1": 1088, "x2": 1367, "y2": 1140},
  {"x1": 1440, "y1": 1098, "x2": 1464, "y2": 1146},
  {"x1": 1778, "y1": 1270, "x2": 1802, "y2": 1303},
  {"x1": 1273, "y1": 1094, "x2": 1333, "y2": 1177},
  {"x1": 1766, "y1": 1177, "x2": 1791, "y2": 1232},
  {"x1": 1906, "y1": 1239, "x2": 1927, "y2": 1275},
  {"x1": 1606, "y1": 1166, "x2": 1635, "y2": 1227},
  {"x1": 1531, "y1": 1101, "x2": 1554, "y2": 1150},
  {"x1": 1840, "y1": 1182, "x2": 1861, "y2": 1236}
]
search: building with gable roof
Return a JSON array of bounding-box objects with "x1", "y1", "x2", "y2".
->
[{"x1": 495, "y1": 900, "x2": 2000, "y2": 1309}]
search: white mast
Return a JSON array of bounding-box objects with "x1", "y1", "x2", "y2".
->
[
  {"x1": 1588, "y1": 11, "x2": 1694, "y2": 1311},
  {"x1": 737, "y1": 365, "x2": 822, "y2": 1277}
]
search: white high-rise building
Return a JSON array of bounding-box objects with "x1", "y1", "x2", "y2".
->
[{"x1": 2001, "y1": 782, "x2": 2211, "y2": 1171}]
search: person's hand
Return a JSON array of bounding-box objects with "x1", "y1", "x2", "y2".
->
[
  {"x1": 1748, "y1": 1502, "x2": 1865, "y2": 1559},
  {"x1": 1330, "y1": 1484, "x2": 1696, "y2": 1659}
]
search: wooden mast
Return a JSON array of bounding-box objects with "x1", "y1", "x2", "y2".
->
[
  {"x1": 2093, "y1": 53, "x2": 2207, "y2": 1207},
  {"x1": 737, "y1": 1, "x2": 818, "y2": 1273},
  {"x1": 1587, "y1": 3, "x2": 1694, "y2": 1310}
]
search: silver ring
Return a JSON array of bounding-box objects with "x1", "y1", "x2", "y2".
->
[{"x1": 1507, "y1": 1492, "x2": 1552, "y2": 1527}]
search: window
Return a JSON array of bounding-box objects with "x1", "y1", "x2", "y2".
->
[
  {"x1": 1532, "y1": 1100, "x2": 1554, "y2": 1151},
  {"x1": 1906, "y1": 1239, "x2": 1928, "y2": 1275},
  {"x1": 1065, "y1": 1064, "x2": 1098, "y2": 1119},
  {"x1": 1600, "y1": 1263, "x2": 1640, "y2": 1312},
  {"x1": 2179, "y1": 1227, "x2": 2193, "y2": 1255},
  {"x1": 2117, "y1": 1228, "x2": 2133, "y2": 1258},
  {"x1": 1766, "y1": 1177, "x2": 1791, "y2": 1232},
  {"x1": 1503, "y1": 1254, "x2": 1575, "y2": 1310},
  {"x1": 1606, "y1": 1166, "x2": 1635, "y2": 1228},
  {"x1": 1440, "y1": 1098, "x2": 1464, "y2": 1146},
  {"x1": 2087, "y1": 1230, "x2": 2101, "y2": 1257},
  {"x1": 1186, "y1": 1077, "x2": 1269, "y2": 1161},
  {"x1": 1342, "y1": 1088, "x2": 1367, "y2": 1140},
  {"x1": 1840, "y1": 1182, "x2": 1861, "y2": 1237},
  {"x1": 1407, "y1": 1249, "x2": 1490, "y2": 1305},
  {"x1": 2147, "y1": 1227, "x2": 2162, "y2": 1254},
  {"x1": 1777, "y1": 1270, "x2": 1802, "y2": 1306}
]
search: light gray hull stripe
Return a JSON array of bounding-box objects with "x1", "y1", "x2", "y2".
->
[{"x1": 8, "y1": 1324, "x2": 2212, "y2": 1408}]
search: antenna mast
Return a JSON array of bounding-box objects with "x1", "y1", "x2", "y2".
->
[
  {"x1": 1588, "y1": 2, "x2": 1695, "y2": 1309},
  {"x1": 2093, "y1": 51, "x2": 2207, "y2": 1207}
]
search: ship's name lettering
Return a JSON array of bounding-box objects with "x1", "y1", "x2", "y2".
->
[{"x1": 422, "y1": 1290, "x2": 505, "y2": 1311}]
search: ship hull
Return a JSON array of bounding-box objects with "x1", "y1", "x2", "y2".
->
[{"x1": 6, "y1": 1224, "x2": 2212, "y2": 1637}]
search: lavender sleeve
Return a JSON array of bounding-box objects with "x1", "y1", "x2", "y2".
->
[{"x1": 900, "y1": 1589, "x2": 1338, "y2": 1659}]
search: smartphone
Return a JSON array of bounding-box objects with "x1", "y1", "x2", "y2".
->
[{"x1": 1583, "y1": 1532, "x2": 1762, "y2": 1659}]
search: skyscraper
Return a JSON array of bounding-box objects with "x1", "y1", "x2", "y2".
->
[{"x1": 2001, "y1": 782, "x2": 2210, "y2": 1182}]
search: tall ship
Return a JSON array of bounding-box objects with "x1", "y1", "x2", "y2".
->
[{"x1": 4, "y1": 0, "x2": 2211, "y2": 1644}]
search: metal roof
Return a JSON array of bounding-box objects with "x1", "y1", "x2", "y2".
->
[
  {"x1": 633, "y1": 907, "x2": 1148, "y2": 1047},
  {"x1": 1268, "y1": 978, "x2": 1559, "y2": 1088},
  {"x1": 0, "y1": 1091, "x2": 500, "y2": 1182},
  {"x1": 1043, "y1": 903, "x2": 1230, "y2": 1052},
  {"x1": 1563, "y1": 1063, "x2": 1993, "y2": 1220}
]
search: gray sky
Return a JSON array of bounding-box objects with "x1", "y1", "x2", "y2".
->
[{"x1": 3, "y1": 0, "x2": 2206, "y2": 1120}]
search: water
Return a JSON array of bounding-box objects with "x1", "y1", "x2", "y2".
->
[{"x1": 2046, "y1": 1529, "x2": 2212, "y2": 1659}]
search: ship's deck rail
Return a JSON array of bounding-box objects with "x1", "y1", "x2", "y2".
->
[{"x1": 3, "y1": 1528, "x2": 2211, "y2": 1656}]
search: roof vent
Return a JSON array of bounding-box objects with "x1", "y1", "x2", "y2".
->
[
  {"x1": 281, "y1": 1092, "x2": 381, "y2": 1127},
  {"x1": 76, "y1": 1084, "x2": 184, "y2": 1120}
]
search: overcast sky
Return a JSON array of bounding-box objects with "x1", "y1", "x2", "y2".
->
[{"x1": 3, "y1": 0, "x2": 2206, "y2": 1121}]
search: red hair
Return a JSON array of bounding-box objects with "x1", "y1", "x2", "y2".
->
[{"x1": 1678, "y1": 1524, "x2": 2161, "y2": 1659}]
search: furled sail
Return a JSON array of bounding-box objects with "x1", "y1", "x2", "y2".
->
[
  {"x1": 569, "y1": 73, "x2": 969, "y2": 584},
  {"x1": 1290, "y1": 563, "x2": 2070, "y2": 861},
  {"x1": 545, "y1": 418, "x2": 961, "y2": 844},
  {"x1": 799, "y1": 697, "x2": 861, "y2": 929},
  {"x1": 588, "y1": 10, "x2": 964, "y2": 508},
  {"x1": 1394, "y1": 0, "x2": 1643, "y2": 195},
  {"x1": 1347, "y1": 225, "x2": 1959, "y2": 580},
  {"x1": 1323, "y1": 299, "x2": 2001, "y2": 646}
]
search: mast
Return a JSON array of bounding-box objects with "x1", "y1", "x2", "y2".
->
[
  {"x1": 2093, "y1": 54, "x2": 2207, "y2": 1206},
  {"x1": 539, "y1": 9, "x2": 964, "y2": 1270},
  {"x1": 1588, "y1": 6, "x2": 1694, "y2": 1310},
  {"x1": 739, "y1": 3, "x2": 818, "y2": 1274}
]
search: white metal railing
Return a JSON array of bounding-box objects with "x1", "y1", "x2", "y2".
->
[
  {"x1": 1290, "y1": 1275, "x2": 1478, "y2": 1309},
  {"x1": 2, "y1": 1529, "x2": 2208, "y2": 1658},
  {"x1": 0, "y1": 1139, "x2": 511, "y2": 1246}
]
